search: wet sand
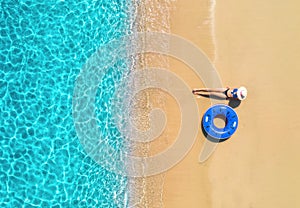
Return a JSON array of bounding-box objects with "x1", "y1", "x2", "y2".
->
[{"x1": 163, "y1": 0, "x2": 300, "y2": 207}]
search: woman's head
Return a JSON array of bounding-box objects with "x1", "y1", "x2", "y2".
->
[{"x1": 237, "y1": 86, "x2": 247, "y2": 100}]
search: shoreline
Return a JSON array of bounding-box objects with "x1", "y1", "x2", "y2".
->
[{"x1": 127, "y1": 1, "x2": 174, "y2": 207}]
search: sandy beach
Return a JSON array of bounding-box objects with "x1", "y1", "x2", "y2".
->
[{"x1": 162, "y1": 0, "x2": 300, "y2": 207}]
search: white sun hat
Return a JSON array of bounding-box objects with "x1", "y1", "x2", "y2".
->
[{"x1": 237, "y1": 86, "x2": 247, "y2": 100}]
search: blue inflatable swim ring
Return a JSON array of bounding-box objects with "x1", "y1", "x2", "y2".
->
[{"x1": 202, "y1": 104, "x2": 238, "y2": 140}]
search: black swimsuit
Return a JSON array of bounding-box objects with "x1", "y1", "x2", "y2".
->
[{"x1": 224, "y1": 89, "x2": 230, "y2": 98}]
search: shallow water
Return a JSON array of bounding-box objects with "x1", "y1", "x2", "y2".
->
[{"x1": 0, "y1": 0, "x2": 132, "y2": 207}]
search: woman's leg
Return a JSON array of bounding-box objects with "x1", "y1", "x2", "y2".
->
[
  {"x1": 193, "y1": 88, "x2": 229, "y2": 99},
  {"x1": 193, "y1": 88, "x2": 228, "y2": 93},
  {"x1": 194, "y1": 92, "x2": 227, "y2": 99},
  {"x1": 207, "y1": 92, "x2": 228, "y2": 99}
]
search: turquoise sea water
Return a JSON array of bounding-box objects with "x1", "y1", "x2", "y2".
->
[{"x1": 0, "y1": 0, "x2": 133, "y2": 207}]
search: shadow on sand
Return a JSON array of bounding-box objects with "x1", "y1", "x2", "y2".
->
[
  {"x1": 228, "y1": 99, "x2": 241, "y2": 108},
  {"x1": 201, "y1": 120, "x2": 230, "y2": 143},
  {"x1": 197, "y1": 94, "x2": 242, "y2": 108}
]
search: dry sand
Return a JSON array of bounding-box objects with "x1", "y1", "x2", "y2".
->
[{"x1": 162, "y1": 0, "x2": 300, "y2": 207}]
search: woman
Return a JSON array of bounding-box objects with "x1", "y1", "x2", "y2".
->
[{"x1": 192, "y1": 86, "x2": 247, "y2": 100}]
